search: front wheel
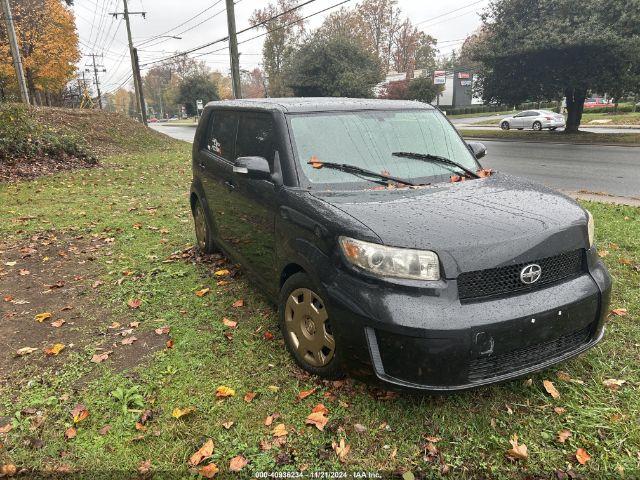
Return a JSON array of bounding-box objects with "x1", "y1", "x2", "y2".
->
[
  {"x1": 500, "y1": 121, "x2": 510, "y2": 130},
  {"x1": 533, "y1": 121, "x2": 542, "y2": 131},
  {"x1": 279, "y1": 272, "x2": 342, "y2": 378}
]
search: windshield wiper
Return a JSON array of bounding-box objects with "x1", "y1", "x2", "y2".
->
[
  {"x1": 307, "y1": 161, "x2": 416, "y2": 186},
  {"x1": 392, "y1": 152, "x2": 480, "y2": 179}
]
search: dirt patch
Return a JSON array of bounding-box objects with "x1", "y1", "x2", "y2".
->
[
  {"x1": 0, "y1": 233, "x2": 165, "y2": 391},
  {"x1": 0, "y1": 155, "x2": 98, "y2": 182}
]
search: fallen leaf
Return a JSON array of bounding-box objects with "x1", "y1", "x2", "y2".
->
[
  {"x1": 272, "y1": 423, "x2": 288, "y2": 437},
  {"x1": 198, "y1": 463, "x2": 219, "y2": 478},
  {"x1": 557, "y1": 429, "x2": 572, "y2": 443},
  {"x1": 312, "y1": 403, "x2": 329, "y2": 415},
  {"x1": 65, "y1": 427, "x2": 77, "y2": 439},
  {"x1": 0, "y1": 422, "x2": 13, "y2": 434},
  {"x1": 232, "y1": 299, "x2": 244, "y2": 308},
  {"x1": 138, "y1": 459, "x2": 152, "y2": 474},
  {"x1": 543, "y1": 380, "x2": 560, "y2": 399},
  {"x1": 297, "y1": 387, "x2": 317, "y2": 401},
  {"x1": 214, "y1": 269, "x2": 230, "y2": 276},
  {"x1": 215, "y1": 386, "x2": 235, "y2": 398},
  {"x1": 107, "y1": 322, "x2": 121, "y2": 329},
  {"x1": 121, "y1": 336, "x2": 137, "y2": 345},
  {"x1": 554, "y1": 407, "x2": 566, "y2": 415},
  {"x1": 35, "y1": 312, "x2": 52, "y2": 323},
  {"x1": 267, "y1": 385, "x2": 280, "y2": 392},
  {"x1": 92, "y1": 280, "x2": 104, "y2": 288},
  {"x1": 229, "y1": 455, "x2": 248, "y2": 472},
  {"x1": 99, "y1": 425, "x2": 111, "y2": 435},
  {"x1": 598, "y1": 250, "x2": 609, "y2": 258},
  {"x1": 610, "y1": 308, "x2": 627, "y2": 317},
  {"x1": 189, "y1": 438, "x2": 214, "y2": 466},
  {"x1": 603, "y1": 378, "x2": 626, "y2": 391},
  {"x1": 263, "y1": 331, "x2": 275, "y2": 340},
  {"x1": 155, "y1": 325, "x2": 170, "y2": 335},
  {"x1": 244, "y1": 392, "x2": 256, "y2": 403},
  {"x1": 0, "y1": 464, "x2": 17, "y2": 476},
  {"x1": 506, "y1": 434, "x2": 528, "y2": 460},
  {"x1": 306, "y1": 411, "x2": 328, "y2": 431},
  {"x1": 127, "y1": 299, "x2": 142, "y2": 309},
  {"x1": 135, "y1": 422, "x2": 147, "y2": 432},
  {"x1": 476, "y1": 168, "x2": 494, "y2": 178},
  {"x1": 222, "y1": 421, "x2": 234, "y2": 429},
  {"x1": 354, "y1": 423, "x2": 367, "y2": 433},
  {"x1": 44, "y1": 343, "x2": 65, "y2": 356},
  {"x1": 19, "y1": 268, "x2": 30, "y2": 276},
  {"x1": 172, "y1": 407, "x2": 195, "y2": 419},
  {"x1": 556, "y1": 371, "x2": 571, "y2": 382},
  {"x1": 129, "y1": 321, "x2": 140, "y2": 328},
  {"x1": 264, "y1": 415, "x2": 275, "y2": 426},
  {"x1": 91, "y1": 351, "x2": 111, "y2": 363},
  {"x1": 71, "y1": 404, "x2": 89, "y2": 423},
  {"x1": 166, "y1": 339, "x2": 174, "y2": 349},
  {"x1": 332, "y1": 438, "x2": 351, "y2": 463},
  {"x1": 195, "y1": 288, "x2": 210, "y2": 297},
  {"x1": 51, "y1": 319, "x2": 65, "y2": 328},
  {"x1": 3, "y1": 295, "x2": 13, "y2": 302},
  {"x1": 620, "y1": 258, "x2": 632, "y2": 265},
  {"x1": 16, "y1": 346, "x2": 38, "y2": 356},
  {"x1": 222, "y1": 318, "x2": 237, "y2": 328},
  {"x1": 576, "y1": 448, "x2": 591, "y2": 465}
]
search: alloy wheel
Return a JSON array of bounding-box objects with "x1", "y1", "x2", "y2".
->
[
  {"x1": 284, "y1": 287, "x2": 335, "y2": 367},
  {"x1": 501, "y1": 121, "x2": 510, "y2": 130},
  {"x1": 533, "y1": 121, "x2": 542, "y2": 131}
]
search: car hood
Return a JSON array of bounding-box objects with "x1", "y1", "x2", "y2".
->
[{"x1": 311, "y1": 173, "x2": 589, "y2": 277}]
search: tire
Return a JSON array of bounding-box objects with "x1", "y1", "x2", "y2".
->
[
  {"x1": 192, "y1": 196, "x2": 217, "y2": 254},
  {"x1": 279, "y1": 272, "x2": 342, "y2": 378},
  {"x1": 549, "y1": 127, "x2": 557, "y2": 131},
  {"x1": 517, "y1": 128, "x2": 524, "y2": 130},
  {"x1": 533, "y1": 121, "x2": 542, "y2": 131},
  {"x1": 500, "y1": 121, "x2": 510, "y2": 130}
]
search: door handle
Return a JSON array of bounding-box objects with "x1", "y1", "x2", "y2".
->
[
  {"x1": 224, "y1": 180, "x2": 236, "y2": 191},
  {"x1": 198, "y1": 162, "x2": 206, "y2": 169}
]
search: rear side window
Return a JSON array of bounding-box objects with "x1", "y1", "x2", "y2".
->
[
  {"x1": 205, "y1": 111, "x2": 237, "y2": 161},
  {"x1": 235, "y1": 113, "x2": 277, "y2": 168}
]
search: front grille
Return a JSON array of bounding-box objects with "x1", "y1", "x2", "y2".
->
[
  {"x1": 468, "y1": 325, "x2": 592, "y2": 383},
  {"x1": 457, "y1": 249, "x2": 584, "y2": 301}
]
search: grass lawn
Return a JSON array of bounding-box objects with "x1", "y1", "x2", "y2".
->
[
  {"x1": 460, "y1": 129, "x2": 640, "y2": 146},
  {"x1": 0, "y1": 133, "x2": 639, "y2": 478}
]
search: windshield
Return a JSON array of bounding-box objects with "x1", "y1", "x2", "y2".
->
[{"x1": 288, "y1": 109, "x2": 477, "y2": 188}]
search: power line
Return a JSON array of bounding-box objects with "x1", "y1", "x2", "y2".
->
[{"x1": 415, "y1": 0, "x2": 487, "y2": 26}]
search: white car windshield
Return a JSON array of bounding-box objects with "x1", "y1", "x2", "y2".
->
[{"x1": 288, "y1": 109, "x2": 477, "y2": 187}]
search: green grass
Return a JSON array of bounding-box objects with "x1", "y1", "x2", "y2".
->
[
  {"x1": 0, "y1": 139, "x2": 639, "y2": 478},
  {"x1": 471, "y1": 112, "x2": 640, "y2": 127},
  {"x1": 446, "y1": 110, "x2": 515, "y2": 119},
  {"x1": 460, "y1": 129, "x2": 640, "y2": 145}
]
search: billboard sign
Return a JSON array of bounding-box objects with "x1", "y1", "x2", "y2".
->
[{"x1": 433, "y1": 70, "x2": 446, "y2": 85}]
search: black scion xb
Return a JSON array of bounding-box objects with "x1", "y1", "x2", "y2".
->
[{"x1": 190, "y1": 98, "x2": 611, "y2": 391}]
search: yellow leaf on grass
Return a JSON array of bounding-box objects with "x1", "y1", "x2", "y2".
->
[
  {"x1": 306, "y1": 411, "x2": 328, "y2": 431},
  {"x1": 189, "y1": 438, "x2": 214, "y2": 466},
  {"x1": 199, "y1": 463, "x2": 219, "y2": 478},
  {"x1": 576, "y1": 448, "x2": 591, "y2": 465},
  {"x1": 172, "y1": 407, "x2": 195, "y2": 419},
  {"x1": 272, "y1": 423, "x2": 288, "y2": 437},
  {"x1": 296, "y1": 387, "x2": 317, "y2": 401},
  {"x1": 214, "y1": 269, "x2": 230, "y2": 276},
  {"x1": 71, "y1": 404, "x2": 89, "y2": 423},
  {"x1": 195, "y1": 288, "x2": 210, "y2": 297},
  {"x1": 229, "y1": 455, "x2": 248, "y2": 472},
  {"x1": 332, "y1": 438, "x2": 351, "y2": 463},
  {"x1": 215, "y1": 386, "x2": 235, "y2": 398},
  {"x1": 506, "y1": 434, "x2": 528, "y2": 460},
  {"x1": 603, "y1": 378, "x2": 626, "y2": 391},
  {"x1": 44, "y1": 343, "x2": 65, "y2": 356},
  {"x1": 610, "y1": 308, "x2": 627, "y2": 316},
  {"x1": 35, "y1": 312, "x2": 52, "y2": 322},
  {"x1": 557, "y1": 429, "x2": 572, "y2": 443},
  {"x1": 244, "y1": 392, "x2": 256, "y2": 403},
  {"x1": 543, "y1": 380, "x2": 560, "y2": 399},
  {"x1": 222, "y1": 318, "x2": 238, "y2": 328}
]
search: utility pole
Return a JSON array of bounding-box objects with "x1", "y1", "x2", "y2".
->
[
  {"x1": 86, "y1": 54, "x2": 106, "y2": 109},
  {"x1": 1, "y1": 0, "x2": 30, "y2": 104},
  {"x1": 111, "y1": 0, "x2": 147, "y2": 125},
  {"x1": 225, "y1": 0, "x2": 242, "y2": 99}
]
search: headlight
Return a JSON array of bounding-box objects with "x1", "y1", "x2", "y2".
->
[
  {"x1": 338, "y1": 236, "x2": 440, "y2": 281},
  {"x1": 587, "y1": 210, "x2": 595, "y2": 247}
]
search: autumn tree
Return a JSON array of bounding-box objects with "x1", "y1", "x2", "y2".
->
[
  {"x1": 355, "y1": 0, "x2": 402, "y2": 73},
  {"x1": 241, "y1": 68, "x2": 267, "y2": 99},
  {"x1": 250, "y1": 0, "x2": 305, "y2": 97},
  {"x1": 0, "y1": 0, "x2": 80, "y2": 104},
  {"x1": 285, "y1": 33, "x2": 382, "y2": 97},
  {"x1": 143, "y1": 66, "x2": 174, "y2": 118},
  {"x1": 471, "y1": 0, "x2": 640, "y2": 132}
]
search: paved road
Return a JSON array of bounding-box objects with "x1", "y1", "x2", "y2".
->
[{"x1": 151, "y1": 124, "x2": 640, "y2": 197}]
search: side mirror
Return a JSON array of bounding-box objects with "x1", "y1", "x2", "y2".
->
[
  {"x1": 233, "y1": 156, "x2": 271, "y2": 180},
  {"x1": 467, "y1": 141, "x2": 487, "y2": 160}
]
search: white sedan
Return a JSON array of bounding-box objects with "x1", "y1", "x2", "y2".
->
[{"x1": 500, "y1": 110, "x2": 566, "y2": 131}]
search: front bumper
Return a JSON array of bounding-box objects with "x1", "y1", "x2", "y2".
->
[{"x1": 321, "y1": 253, "x2": 611, "y2": 391}]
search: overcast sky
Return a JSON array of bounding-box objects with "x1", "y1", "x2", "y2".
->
[{"x1": 71, "y1": 0, "x2": 490, "y2": 95}]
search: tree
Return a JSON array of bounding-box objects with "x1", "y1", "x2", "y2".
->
[
  {"x1": 379, "y1": 77, "x2": 442, "y2": 103},
  {"x1": 177, "y1": 74, "x2": 219, "y2": 116},
  {"x1": 241, "y1": 68, "x2": 267, "y2": 99},
  {"x1": 0, "y1": 0, "x2": 80, "y2": 104},
  {"x1": 285, "y1": 34, "x2": 382, "y2": 98},
  {"x1": 391, "y1": 21, "x2": 437, "y2": 75},
  {"x1": 143, "y1": 66, "x2": 174, "y2": 118},
  {"x1": 355, "y1": 0, "x2": 402, "y2": 73},
  {"x1": 250, "y1": 0, "x2": 305, "y2": 97},
  {"x1": 471, "y1": 0, "x2": 640, "y2": 132}
]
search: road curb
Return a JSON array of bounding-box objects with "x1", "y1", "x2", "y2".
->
[
  {"x1": 461, "y1": 136, "x2": 640, "y2": 148},
  {"x1": 565, "y1": 191, "x2": 640, "y2": 207}
]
